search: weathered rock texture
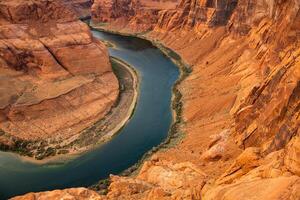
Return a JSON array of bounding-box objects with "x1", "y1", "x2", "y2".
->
[
  {"x1": 13, "y1": 0, "x2": 300, "y2": 199},
  {"x1": 92, "y1": 0, "x2": 178, "y2": 32},
  {"x1": 12, "y1": 188, "x2": 104, "y2": 200},
  {"x1": 63, "y1": 0, "x2": 94, "y2": 18},
  {"x1": 0, "y1": 0, "x2": 119, "y2": 159}
]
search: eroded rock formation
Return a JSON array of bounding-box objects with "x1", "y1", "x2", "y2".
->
[
  {"x1": 12, "y1": 188, "x2": 104, "y2": 200},
  {"x1": 0, "y1": 0, "x2": 119, "y2": 159},
  {"x1": 63, "y1": 0, "x2": 94, "y2": 18},
  {"x1": 92, "y1": 0, "x2": 178, "y2": 32},
  {"x1": 12, "y1": 0, "x2": 300, "y2": 199}
]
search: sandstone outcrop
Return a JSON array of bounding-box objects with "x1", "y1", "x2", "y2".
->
[
  {"x1": 11, "y1": 188, "x2": 105, "y2": 200},
  {"x1": 89, "y1": 0, "x2": 300, "y2": 199},
  {"x1": 13, "y1": 0, "x2": 300, "y2": 199},
  {"x1": 105, "y1": 158, "x2": 207, "y2": 199},
  {"x1": 204, "y1": 176, "x2": 300, "y2": 200},
  {"x1": 63, "y1": 0, "x2": 94, "y2": 18},
  {"x1": 91, "y1": 0, "x2": 178, "y2": 32},
  {"x1": 155, "y1": 0, "x2": 238, "y2": 32},
  {"x1": 0, "y1": 0, "x2": 119, "y2": 159}
]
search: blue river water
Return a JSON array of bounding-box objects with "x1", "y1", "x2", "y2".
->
[{"x1": 0, "y1": 30, "x2": 179, "y2": 199}]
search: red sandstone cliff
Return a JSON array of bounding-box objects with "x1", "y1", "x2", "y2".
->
[
  {"x1": 12, "y1": 0, "x2": 300, "y2": 199},
  {"x1": 92, "y1": 0, "x2": 178, "y2": 32},
  {"x1": 0, "y1": 0, "x2": 119, "y2": 159},
  {"x1": 63, "y1": 0, "x2": 94, "y2": 18}
]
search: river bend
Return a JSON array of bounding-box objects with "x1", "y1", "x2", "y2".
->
[{"x1": 0, "y1": 30, "x2": 179, "y2": 199}]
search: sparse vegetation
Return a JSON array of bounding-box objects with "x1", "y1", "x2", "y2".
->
[{"x1": 90, "y1": 179, "x2": 111, "y2": 195}]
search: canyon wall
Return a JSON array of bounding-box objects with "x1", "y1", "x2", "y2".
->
[
  {"x1": 0, "y1": 0, "x2": 119, "y2": 159},
  {"x1": 91, "y1": 0, "x2": 178, "y2": 32},
  {"x1": 155, "y1": 0, "x2": 238, "y2": 32},
  {"x1": 90, "y1": 0, "x2": 300, "y2": 199},
  {"x1": 13, "y1": 0, "x2": 300, "y2": 199},
  {"x1": 63, "y1": 0, "x2": 94, "y2": 18}
]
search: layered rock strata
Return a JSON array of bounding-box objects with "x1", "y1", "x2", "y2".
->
[
  {"x1": 63, "y1": 0, "x2": 94, "y2": 18},
  {"x1": 91, "y1": 0, "x2": 178, "y2": 32},
  {"x1": 0, "y1": 0, "x2": 119, "y2": 159},
  {"x1": 14, "y1": 0, "x2": 300, "y2": 199}
]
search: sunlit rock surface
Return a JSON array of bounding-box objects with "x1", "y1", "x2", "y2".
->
[
  {"x1": 0, "y1": 0, "x2": 119, "y2": 159},
  {"x1": 13, "y1": 0, "x2": 300, "y2": 199}
]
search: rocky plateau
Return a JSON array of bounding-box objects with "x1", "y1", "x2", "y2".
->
[
  {"x1": 0, "y1": 0, "x2": 119, "y2": 159},
  {"x1": 8, "y1": 0, "x2": 300, "y2": 199}
]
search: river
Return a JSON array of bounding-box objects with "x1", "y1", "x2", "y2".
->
[{"x1": 0, "y1": 30, "x2": 179, "y2": 199}]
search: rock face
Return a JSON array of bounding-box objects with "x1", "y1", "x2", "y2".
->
[
  {"x1": 11, "y1": 188, "x2": 104, "y2": 200},
  {"x1": 231, "y1": 0, "x2": 300, "y2": 154},
  {"x1": 13, "y1": 0, "x2": 300, "y2": 199},
  {"x1": 0, "y1": 0, "x2": 119, "y2": 159},
  {"x1": 92, "y1": 0, "x2": 137, "y2": 22},
  {"x1": 91, "y1": 0, "x2": 238, "y2": 32},
  {"x1": 92, "y1": 0, "x2": 178, "y2": 32},
  {"x1": 63, "y1": 0, "x2": 94, "y2": 18},
  {"x1": 155, "y1": 0, "x2": 238, "y2": 32}
]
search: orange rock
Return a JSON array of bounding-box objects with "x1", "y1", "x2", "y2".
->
[
  {"x1": 63, "y1": 0, "x2": 93, "y2": 18},
  {"x1": 0, "y1": 0, "x2": 119, "y2": 158},
  {"x1": 204, "y1": 176, "x2": 300, "y2": 200},
  {"x1": 11, "y1": 188, "x2": 105, "y2": 200},
  {"x1": 87, "y1": 0, "x2": 300, "y2": 199},
  {"x1": 105, "y1": 158, "x2": 206, "y2": 199},
  {"x1": 216, "y1": 147, "x2": 261, "y2": 184},
  {"x1": 285, "y1": 135, "x2": 300, "y2": 176},
  {"x1": 91, "y1": 0, "x2": 178, "y2": 33},
  {"x1": 13, "y1": 0, "x2": 300, "y2": 199}
]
